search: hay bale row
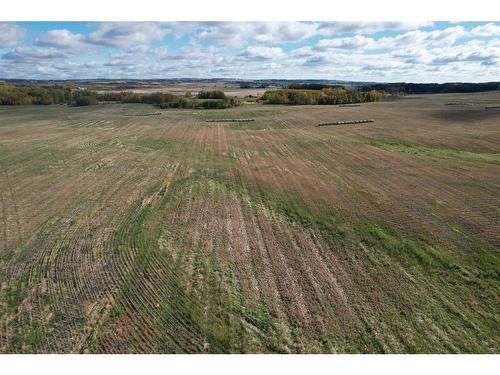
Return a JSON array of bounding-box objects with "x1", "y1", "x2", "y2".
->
[
  {"x1": 445, "y1": 103, "x2": 473, "y2": 106},
  {"x1": 485, "y1": 105, "x2": 500, "y2": 109},
  {"x1": 339, "y1": 104, "x2": 361, "y2": 107},
  {"x1": 318, "y1": 119, "x2": 375, "y2": 126},
  {"x1": 127, "y1": 112, "x2": 163, "y2": 117},
  {"x1": 205, "y1": 118, "x2": 255, "y2": 123}
]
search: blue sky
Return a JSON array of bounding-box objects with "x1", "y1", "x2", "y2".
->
[{"x1": 0, "y1": 22, "x2": 499, "y2": 82}]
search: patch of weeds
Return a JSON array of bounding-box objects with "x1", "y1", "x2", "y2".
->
[
  {"x1": 228, "y1": 121, "x2": 287, "y2": 131},
  {"x1": 80, "y1": 242, "x2": 92, "y2": 254},
  {"x1": 363, "y1": 224, "x2": 444, "y2": 269},
  {"x1": 0, "y1": 248, "x2": 15, "y2": 263},
  {"x1": 9, "y1": 321, "x2": 44, "y2": 352},
  {"x1": 219, "y1": 181, "x2": 354, "y2": 247},
  {"x1": 244, "y1": 304, "x2": 276, "y2": 333},
  {"x1": 49, "y1": 309, "x2": 65, "y2": 327},
  {"x1": 2, "y1": 284, "x2": 27, "y2": 310},
  {"x1": 369, "y1": 139, "x2": 500, "y2": 164},
  {"x1": 217, "y1": 176, "x2": 472, "y2": 278},
  {"x1": 133, "y1": 137, "x2": 175, "y2": 152},
  {"x1": 201, "y1": 323, "x2": 233, "y2": 353},
  {"x1": 85, "y1": 160, "x2": 108, "y2": 172}
]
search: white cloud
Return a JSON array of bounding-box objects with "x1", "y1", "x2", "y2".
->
[
  {"x1": 104, "y1": 45, "x2": 168, "y2": 67},
  {"x1": 430, "y1": 41, "x2": 500, "y2": 66},
  {"x1": 196, "y1": 22, "x2": 319, "y2": 47},
  {"x1": 308, "y1": 26, "x2": 468, "y2": 55},
  {"x1": 316, "y1": 36, "x2": 375, "y2": 50},
  {"x1": 1, "y1": 22, "x2": 499, "y2": 82},
  {"x1": 317, "y1": 21, "x2": 433, "y2": 35},
  {"x1": 35, "y1": 29, "x2": 84, "y2": 49},
  {"x1": 85, "y1": 22, "x2": 169, "y2": 48},
  {"x1": 2, "y1": 47, "x2": 69, "y2": 62},
  {"x1": 240, "y1": 46, "x2": 284, "y2": 60},
  {"x1": 251, "y1": 23, "x2": 319, "y2": 44},
  {"x1": 376, "y1": 26, "x2": 467, "y2": 49},
  {"x1": 194, "y1": 22, "x2": 434, "y2": 48},
  {"x1": 165, "y1": 42, "x2": 221, "y2": 62},
  {"x1": 0, "y1": 23, "x2": 26, "y2": 48},
  {"x1": 34, "y1": 24, "x2": 172, "y2": 52},
  {"x1": 471, "y1": 23, "x2": 500, "y2": 36}
]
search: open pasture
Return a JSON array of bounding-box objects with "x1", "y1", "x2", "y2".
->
[{"x1": 0, "y1": 92, "x2": 499, "y2": 353}]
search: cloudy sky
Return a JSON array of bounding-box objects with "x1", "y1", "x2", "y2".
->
[{"x1": 0, "y1": 21, "x2": 499, "y2": 82}]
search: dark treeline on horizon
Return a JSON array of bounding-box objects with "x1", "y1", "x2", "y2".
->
[
  {"x1": 359, "y1": 82, "x2": 500, "y2": 94},
  {"x1": 286, "y1": 83, "x2": 345, "y2": 90}
]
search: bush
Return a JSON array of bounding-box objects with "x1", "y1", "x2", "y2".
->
[
  {"x1": 72, "y1": 94, "x2": 97, "y2": 106},
  {"x1": 199, "y1": 97, "x2": 239, "y2": 109},
  {"x1": 197, "y1": 90, "x2": 226, "y2": 99}
]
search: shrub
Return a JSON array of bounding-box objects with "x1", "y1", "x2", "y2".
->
[
  {"x1": 197, "y1": 90, "x2": 226, "y2": 99},
  {"x1": 72, "y1": 95, "x2": 97, "y2": 106},
  {"x1": 199, "y1": 97, "x2": 239, "y2": 109}
]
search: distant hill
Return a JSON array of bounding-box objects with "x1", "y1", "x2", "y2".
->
[{"x1": 1, "y1": 78, "x2": 498, "y2": 94}]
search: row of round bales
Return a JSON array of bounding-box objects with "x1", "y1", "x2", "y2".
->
[
  {"x1": 205, "y1": 118, "x2": 255, "y2": 123},
  {"x1": 318, "y1": 119, "x2": 375, "y2": 126}
]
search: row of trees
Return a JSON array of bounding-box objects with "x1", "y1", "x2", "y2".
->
[
  {"x1": 0, "y1": 84, "x2": 73, "y2": 105},
  {"x1": 199, "y1": 97, "x2": 239, "y2": 109},
  {"x1": 97, "y1": 91, "x2": 181, "y2": 105},
  {"x1": 158, "y1": 97, "x2": 239, "y2": 109},
  {"x1": 0, "y1": 84, "x2": 102, "y2": 106},
  {"x1": 360, "y1": 82, "x2": 499, "y2": 95},
  {"x1": 262, "y1": 88, "x2": 383, "y2": 105},
  {"x1": 0, "y1": 85, "x2": 240, "y2": 109},
  {"x1": 97, "y1": 90, "x2": 239, "y2": 109},
  {"x1": 197, "y1": 90, "x2": 226, "y2": 99},
  {"x1": 286, "y1": 83, "x2": 343, "y2": 90}
]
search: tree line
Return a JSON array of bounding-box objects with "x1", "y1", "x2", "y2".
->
[
  {"x1": 107, "y1": 91, "x2": 239, "y2": 109},
  {"x1": 359, "y1": 82, "x2": 499, "y2": 95},
  {"x1": 197, "y1": 90, "x2": 226, "y2": 99},
  {"x1": 286, "y1": 83, "x2": 344, "y2": 90},
  {"x1": 262, "y1": 88, "x2": 383, "y2": 105},
  {"x1": 0, "y1": 84, "x2": 73, "y2": 105},
  {"x1": 0, "y1": 85, "x2": 239, "y2": 109},
  {"x1": 0, "y1": 84, "x2": 101, "y2": 106}
]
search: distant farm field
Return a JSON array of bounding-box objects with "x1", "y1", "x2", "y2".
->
[{"x1": 0, "y1": 92, "x2": 499, "y2": 353}]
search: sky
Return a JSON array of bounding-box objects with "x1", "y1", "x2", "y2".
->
[{"x1": 0, "y1": 21, "x2": 499, "y2": 82}]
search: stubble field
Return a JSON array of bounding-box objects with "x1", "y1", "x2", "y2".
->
[{"x1": 0, "y1": 92, "x2": 499, "y2": 353}]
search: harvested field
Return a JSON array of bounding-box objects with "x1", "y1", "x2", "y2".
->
[
  {"x1": 0, "y1": 92, "x2": 499, "y2": 353},
  {"x1": 99, "y1": 83, "x2": 271, "y2": 98}
]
